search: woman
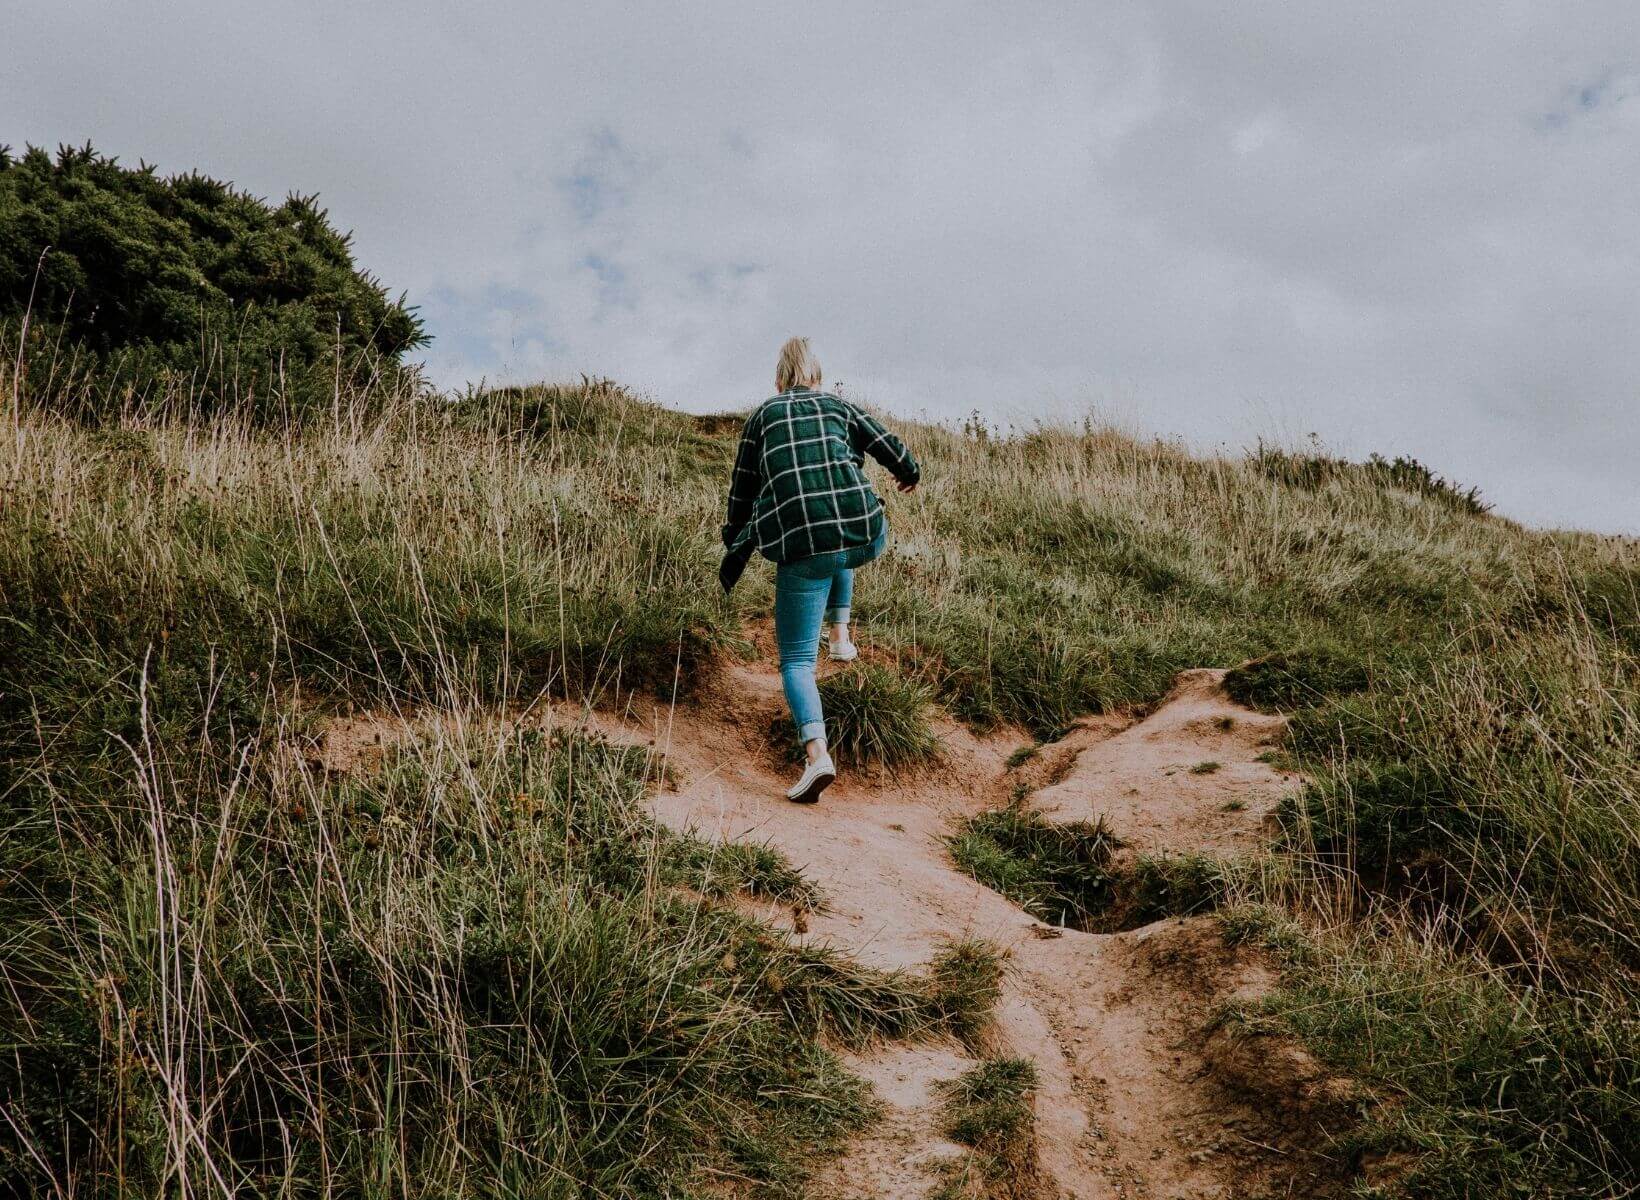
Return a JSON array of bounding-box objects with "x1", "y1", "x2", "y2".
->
[{"x1": 719, "y1": 337, "x2": 920, "y2": 803}]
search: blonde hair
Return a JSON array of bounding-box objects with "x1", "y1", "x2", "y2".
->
[{"x1": 774, "y1": 336, "x2": 822, "y2": 392}]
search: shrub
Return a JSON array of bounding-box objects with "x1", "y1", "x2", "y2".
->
[{"x1": 0, "y1": 142, "x2": 426, "y2": 417}]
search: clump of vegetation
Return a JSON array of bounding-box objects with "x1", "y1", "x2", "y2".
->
[
  {"x1": 1190, "y1": 759, "x2": 1222, "y2": 774},
  {"x1": 1286, "y1": 627, "x2": 1640, "y2": 971},
  {"x1": 1, "y1": 143, "x2": 427, "y2": 418},
  {"x1": 806, "y1": 662, "x2": 940, "y2": 770},
  {"x1": 950, "y1": 807, "x2": 1237, "y2": 932},
  {"x1": 938, "y1": 1057, "x2": 1039, "y2": 1194},
  {"x1": 1225, "y1": 646, "x2": 1373, "y2": 712},
  {"x1": 948, "y1": 807, "x2": 1118, "y2": 928},
  {"x1": 1251, "y1": 438, "x2": 1490, "y2": 516},
  {"x1": 1005, "y1": 744, "x2": 1040, "y2": 770},
  {"x1": 1118, "y1": 853, "x2": 1235, "y2": 927},
  {"x1": 665, "y1": 831, "x2": 823, "y2": 909},
  {"x1": 923, "y1": 939, "x2": 1008, "y2": 1048},
  {"x1": 1220, "y1": 909, "x2": 1639, "y2": 1200}
]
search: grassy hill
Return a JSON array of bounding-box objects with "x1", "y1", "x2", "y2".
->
[{"x1": 2, "y1": 370, "x2": 1636, "y2": 1197}]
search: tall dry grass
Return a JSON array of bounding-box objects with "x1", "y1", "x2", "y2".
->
[
  {"x1": 2, "y1": 366, "x2": 1636, "y2": 1195},
  {"x1": 0, "y1": 379, "x2": 998, "y2": 1197}
]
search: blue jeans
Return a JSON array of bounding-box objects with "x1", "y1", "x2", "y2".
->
[{"x1": 775, "y1": 530, "x2": 886, "y2": 745}]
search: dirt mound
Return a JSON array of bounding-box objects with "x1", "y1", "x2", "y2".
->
[{"x1": 1026, "y1": 669, "x2": 1295, "y2": 860}]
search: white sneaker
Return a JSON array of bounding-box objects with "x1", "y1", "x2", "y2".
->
[
  {"x1": 827, "y1": 639, "x2": 859, "y2": 662},
  {"x1": 785, "y1": 753, "x2": 836, "y2": 804}
]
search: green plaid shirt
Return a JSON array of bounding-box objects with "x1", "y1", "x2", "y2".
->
[{"x1": 722, "y1": 387, "x2": 920, "y2": 565}]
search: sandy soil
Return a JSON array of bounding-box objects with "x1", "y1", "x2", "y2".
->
[
  {"x1": 319, "y1": 659, "x2": 1352, "y2": 1197},
  {"x1": 574, "y1": 660, "x2": 1350, "y2": 1199}
]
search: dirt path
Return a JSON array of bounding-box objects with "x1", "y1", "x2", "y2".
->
[
  {"x1": 564, "y1": 661, "x2": 1350, "y2": 1199},
  {"x1": 318, "y1": 658, "x2": 1350, "y2": 1196}
]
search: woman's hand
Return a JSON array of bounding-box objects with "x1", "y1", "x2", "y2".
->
[{"x1": 897, "y1": 479, "x2": 917, "y2": 494}]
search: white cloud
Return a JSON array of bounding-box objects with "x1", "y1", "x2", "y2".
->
[{"x1": 5, "y1": 0, "x2": 1638, "y2": 532}]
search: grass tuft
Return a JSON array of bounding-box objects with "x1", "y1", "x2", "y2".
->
[
  {"x1": 1224, "y1": 646, "x2": 1372, "y2": 712},
  {"x1": 951, "y1": 806, "x2": 1238, "y2": 932},
  {"x1": 948, "y1": 807, "x2": 1118, "y2": 928},
  {"x1": 938, "y1": 1057, "x2": 1039, "y2": 1195},
  {"x1": 1118, "y1": 853, "x2": 1235, "y2": 926},
  {"x1": 922, "y1": 939, "x2": 1007, "y2": 1048},
  {"x1": 773, "y1": 662, "x2": 941, "y2": 770},
  {"x1": 665, "y1": 833, "x2": 823, "y2": 909}
]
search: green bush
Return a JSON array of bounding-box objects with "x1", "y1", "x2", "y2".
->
[{"x1": 0, "y1": 142, "x2": 426, "y2": 417}]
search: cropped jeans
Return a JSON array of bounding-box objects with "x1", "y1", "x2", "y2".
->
[{"x1": 774, "y1": 529, "x2": 886, "y2": 745}]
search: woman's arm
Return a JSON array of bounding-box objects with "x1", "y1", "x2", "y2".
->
[
  {"x1": 721, "y1": 408, "x2": 763, "y2": 547},
  {"x1": 847, "y1": 402, "x2": 920, "y2": 491}
]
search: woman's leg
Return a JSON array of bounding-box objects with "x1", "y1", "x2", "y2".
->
[
  {"x1": 825, "y1": 566, "x2": 854, "y2": 648},
  {"x1": 774, "y1": 562, "x2": 834, "y2": 758},
  {"x1": 827, "y1": 529, "x2": 884, "y2": 650}
]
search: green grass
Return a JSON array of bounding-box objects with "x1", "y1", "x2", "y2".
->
[
  {"x1": 948, "y1": 805, "x2": 1240, "y2": 931},
  {"x1": 3, "y1": 716, "x2": 930, "y2": 1196},
  {"x1": 922, "y1": 939, "x2": 1008, "y2": 1049},
  {"x1": 769, "y1": 660, "x2": 941, "y2": 770},
  {"x1": 1220, "y1": 905, "x2": 1640, "y2": 1200},
  {"x1": 937, "y1": 1057, "x2": 1039, "y2": 1194},
  {"x1": 664, "y1": 831, "x2": 823, "y2": 909},
  {"x1": 1224, "y1": 645, "x2": 1374, "y2": 712},
  {"x1": 1005, "y1": 744, "x2": 1039, "y2": 770},
  {"x1": 814, "y1": 662, "x2": 940, "y2": 770},
  {"x1": 0, "y1": 701, "x2": 999, "y2": 1197},
  {"x1": 948, "y1": 807, "x2": 1119, "y2": 928},
  {"x1": 3, "y1": 362, "x2": 1637, "y2": 1196}
]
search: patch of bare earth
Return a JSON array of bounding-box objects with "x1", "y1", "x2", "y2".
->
[{"x1": 323, "y1": 662, "x2": 1356, "y2": 1198}]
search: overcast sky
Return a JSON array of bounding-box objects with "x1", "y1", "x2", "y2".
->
[{"x1": 7, "y1": 3, "x2": 1637, "y2": 533}]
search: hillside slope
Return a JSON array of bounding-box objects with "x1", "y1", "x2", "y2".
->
[{"x1": 2, "y1": 377, "x2": 1636, "y2": 1197}]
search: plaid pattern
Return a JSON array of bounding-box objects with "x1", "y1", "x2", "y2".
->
[{"x1": 722, "y1": 387, "x2": 920, "y2": 565}]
